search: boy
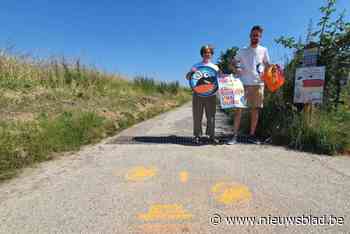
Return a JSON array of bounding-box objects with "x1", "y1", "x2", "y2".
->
[{"x1": 186, "y1": 45, "x2": 220, "y2": 144}]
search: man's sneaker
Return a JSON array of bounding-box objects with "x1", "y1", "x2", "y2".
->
[
  {"x1": 227, "y1": 135, "x2": 238, "y2": 145},
  {"x1": 193, "y1": 136, "x2": 201, "y2": 145},
  {"x1": 247, "y1": 135, "x2": 261, "y2": 145}
]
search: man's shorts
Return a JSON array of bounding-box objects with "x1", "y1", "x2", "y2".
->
[{"x1": 244, "y1": 85, "x2": 264, "y2": 108}]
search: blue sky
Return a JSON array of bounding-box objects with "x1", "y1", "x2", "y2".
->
[{"x1": 1, "y1": 0, "x2": 349, "y2": 84}]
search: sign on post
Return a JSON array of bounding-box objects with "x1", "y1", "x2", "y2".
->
[
  {"x1": 302, "y1": 47, "x2": 319, "y2": 67},
  {"x1": 294, "y1": 66, "x2": 325, "y2": 104}
]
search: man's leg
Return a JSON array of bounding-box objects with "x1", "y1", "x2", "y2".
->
[
  {"x1": 250, "y1": 108, "x2": 259, "y2": 135},
  {"x1": 227, "y1": 109, "x2": 241, "y2": 145},
  {"x1": 233, "y1": 109, "x2": 242, "y2": 135},
  {"x1": 248, "y1": 85, "x2": 264, "y2": 144},
  {"x1": 192, "y1": 94, "x2": 204, "y2": 137}
]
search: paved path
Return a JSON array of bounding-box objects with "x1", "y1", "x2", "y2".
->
[{"x1": 1, "y1": 103, "x2": 350, "y2": 234}]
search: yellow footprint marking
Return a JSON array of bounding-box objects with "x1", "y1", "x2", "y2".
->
[
  {"x1": 125, "y1": 166, "x2": 157, "y2": 182},
  {"x1": 138, "y1": 204, "x2": 193, "y2": 221},
  {"x1": 211, "y1": 182, "x2": 252, "y2": 205},
  {"x1": 179, "y1": 171, "x2": 189, "y2": 183},
  {"x1": 136, "y1": 223, "x2": 194, "y2": 233}
]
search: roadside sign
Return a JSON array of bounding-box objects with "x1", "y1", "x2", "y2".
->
[
  {"x1": 303, "y1": 47, "x2": 319, "y2": 67},
  {"x1": 294, "y1": 66, "x2": 325, "y2": 104}
]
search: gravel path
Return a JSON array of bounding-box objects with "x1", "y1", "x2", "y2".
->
[{"x1": 0, "y1": 102, "x2": 349, "y2": 234}]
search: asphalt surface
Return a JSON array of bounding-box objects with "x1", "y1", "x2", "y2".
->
[{"x1": 0, "y1": 102, "x2": 350, "y2": 234}]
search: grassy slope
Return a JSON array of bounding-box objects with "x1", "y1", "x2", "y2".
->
[{"x1": 0, "y1": 53, "x2": 191, "y2": 180}]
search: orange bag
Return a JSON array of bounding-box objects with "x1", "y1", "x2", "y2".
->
[{"x1": 261, "y1": 64, "x2": 285, "y2": 92}]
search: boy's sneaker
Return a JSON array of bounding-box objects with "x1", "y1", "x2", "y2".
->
[
  {"x1": 193, "y1": 136, "x2": 201, "y2": 145},
  {"x1": 227, "y1": 134, "x2": 238, "y2": 145},
  {"x1": 247, "y1": 135, "x2": 261, "y2": 145}
]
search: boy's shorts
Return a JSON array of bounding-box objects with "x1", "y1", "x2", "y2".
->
[{"x1": 244, "y1": 85, "x2": 264, "y2": 108}]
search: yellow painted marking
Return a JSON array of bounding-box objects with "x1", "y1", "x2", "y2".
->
[
  {"x1": 136, "y1": 224, "x2": 194, "y2": 233},
  {"x1": 211, "y1": 182, "x2": 228, "y2": 193},
  {"x1": 179, "y1": 171, "x2": 189, "y2": 183},
  {"x1": 211, "y1": 182, "x2": 252, "y2": 205},
  {"x1": 125, "y1": 166, "x2": 157, "y2": 182},
  {"x1": 138, "y1": 204, "x2": 193, "y2": 221}
]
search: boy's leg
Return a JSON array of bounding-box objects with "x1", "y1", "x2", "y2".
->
[
  {"x1": 192, "y1": 94, "x2": 204, "y2": 137},
  {"x1": 204, "y1": 95, "x2": 216, "y2": 138}
]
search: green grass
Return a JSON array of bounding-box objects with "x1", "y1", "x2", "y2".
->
[
  {"x1": 0, "y1": 51, "x2": 191, "y2": 181},
  {"x1": 225, "y1": 82, "x2": 350, "y2": 155},
  {"x1": 0, "y1": 112, "x2": 106, "y2": 178},
  {"x1": 261, "y1": 85, "x2": 349, "y2": 155}
]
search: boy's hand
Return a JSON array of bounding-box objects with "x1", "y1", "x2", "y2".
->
[
  {"x1": 186, "y1": 67, "x2": 197, "y2": 80},
  {"x1": 185, "y1": 71, "x2": 193, "y2": 80},
  {"x1": 218, "y1": 70, "x2": 224, "y2": 77}
]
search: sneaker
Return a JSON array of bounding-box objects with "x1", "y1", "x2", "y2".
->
[
  {"x1": 247, "y1": 135, "x2": 261, "y2": 145},
  {"x1": 193, "y1": 136, "x2": 201, "y2": 145},
  {"x1": 227, "y1": 135, "x2": 238, "y2": 145},
  {"x1": 209, "y1": 137, "x2": 220, "y2": 144}
]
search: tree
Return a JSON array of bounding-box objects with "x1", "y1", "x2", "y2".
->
[
  {"x1": 217, "y1": 47, "x2": 239, "y2": 74},
  {"x1": 275, "y1": 0, "x2": 350, "y2": 109},
  {"x1": 306, "y1": 19, "x2": 314, "y2": 44}
]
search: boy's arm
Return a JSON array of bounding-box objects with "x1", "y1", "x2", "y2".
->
[
  {"x1": 185, "y1": 67, "x2": 198, "y2": 80},
  {"x1": 185, "y1": 71, "x2": 192, "y2": 80}
]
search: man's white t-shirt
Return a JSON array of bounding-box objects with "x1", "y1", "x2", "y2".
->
[
  {"x1": 235, "y1": 45, "x2": 270, "y2": 86},
  {"x1": 191, "y1": 61, "x2": 219, "y2": 72}
]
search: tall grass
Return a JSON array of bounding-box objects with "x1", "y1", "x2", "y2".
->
[
  {"x1": 257, "y1": 83, "x2": 350, "y2": 155},
  {"x1": 0, "y1": 50, "x2": 191, "y2": 180},
  {"x1": 134, "y1": 76, "x2": 181, "y2": 95},
  {"x1": 225, "y1": 76, "x2": 350, "y2": 155}
]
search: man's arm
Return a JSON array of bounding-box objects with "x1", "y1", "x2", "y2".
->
[{"x1": 263, "y1": 48, "x2": 271, "y2": 68}]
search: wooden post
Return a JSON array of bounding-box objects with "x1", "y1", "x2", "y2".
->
[{"x1": 303, "y1": 103, "x2": 312, "y2": 126}]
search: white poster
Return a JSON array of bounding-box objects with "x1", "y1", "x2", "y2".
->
[
  {"x1": 217, "y1": 74, "x2": 246, "y2": 109},
  {"x1": 294, "y1": 66, "x2": 325, "y2": 104}
]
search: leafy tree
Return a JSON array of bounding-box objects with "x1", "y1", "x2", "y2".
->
[
  {"x1": 275, "y1": 0, "x2": 350, "y2": 109},
  {"x1": 217, "y1": 47, "x2": 239, "y2": 74}
]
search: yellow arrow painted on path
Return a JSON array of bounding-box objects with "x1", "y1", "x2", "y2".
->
[
  {"x1": 125, "y1": 166, "x2": 157, "y2": 182},
  {"x1": 138, "y1": 204, "x2": 193, "y2": 221},
  {"x1": 211, "y1": 182, "x2": 252, "y2": 205}
]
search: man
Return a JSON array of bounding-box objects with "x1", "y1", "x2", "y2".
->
[
  {"x1": 228, "y1": 25, "x2": 270, "y2": 144},
  {"x1": 186, "y1": 45, "x2": 220, "y2": 144}
]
